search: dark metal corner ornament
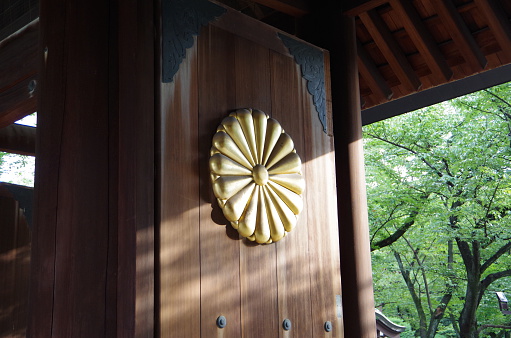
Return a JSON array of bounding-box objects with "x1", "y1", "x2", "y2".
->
[
  {"x1": 278, "y1": 33, "x2": 327, "y2": 133},
  {"x1": 162, "y1": 0, "x2": 226, "y2": 83}
]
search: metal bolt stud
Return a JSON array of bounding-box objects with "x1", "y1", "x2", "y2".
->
[
  {"x1": 324, "y1": 321, "x2": 332, "y2": 332},
  {"x1": 282, "y1": 319, "x2": 292, "y2": 331},
  {"x1": 28, "y1": 80, "x2": 37, "y2": 94},
  {"x1": 216, "y1": 315, "x2": 227, "y2": 328}
]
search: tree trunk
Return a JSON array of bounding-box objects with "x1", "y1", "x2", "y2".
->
[
  {"x1": 426, "y1": 292, "x2": 452, "y2": 338},
  {"x1": 394, "y1": 251, "x2": 428, "y2": 337},
  {"x1": 458, "y1": 240, "x2": 482, "y2": 338}
]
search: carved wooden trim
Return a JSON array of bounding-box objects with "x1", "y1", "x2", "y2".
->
[
  {"x1": 161, "y1": 0, "x2": 226, "y2": 82},
  {"x1": 278, "y1": 33, "x2": 327, "y2": 133}
]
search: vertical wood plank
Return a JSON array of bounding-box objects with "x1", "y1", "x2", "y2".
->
[
  {"x1": 0, "y1": 196, "x2": 21, "y2": 336},
  {"x1": 235, "y1": 35, "x2": 279, "y2": 338},
  {"x1": 302, "y1": 70, "x2": 343, "y2": 338},
  {"x1": 12, "y1": 208, "x2": 31, "y2": 337},
  {"x1": 197, "y1": 25, "x2": 242, "y2": 338},
  {"x1": 159, "y1": 43, "x2": 201, "y2": 337},
  {"x1": 34, "y1": 0, "x2": 112, "y2": 335},
  {"x1": 235, "y1": 36, "x2": 272, "y2": 113},
  {"x1": 32, "y1": 0, "x2": 155, "y2": 336},
  {"x1": 29, "y1": 0, "x2": 66, "y2": 334},
  {"x1": 270, "y1": 51, "x2": 313, "y2": 338},
  {"x1": 117, "y1": 0, "x2": 155, "y2": 336},
  {"x1": 51, "y1": 0, "x2": 111, "y2": 334}
]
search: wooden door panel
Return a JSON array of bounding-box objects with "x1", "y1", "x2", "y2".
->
[
  {"x1": 198, "y1": 25, "x2": 242, "y2": 338},
  {"x1": 270, "y1": 51, "x2": 313, "y2": 337},
  {"x1": 160, "y1": 44, "x2": 201, "y2": 337},
  {"x1": 233, "y1": 35, "x2": 280, "y2": 338},
  {"x1": 160, "y1": 6, "x2": 343, "y2": 337}
]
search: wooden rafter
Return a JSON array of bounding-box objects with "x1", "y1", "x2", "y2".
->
[
  {"x1": 359, "y1": 9, "x2": 422, "y2": 92},
  {"x1": 430, "y1": 0, "x2": 487, "y2": 72},
  {"x1": 0, "y1": 124, "x2": 36, "y2": 156},
  {"x1": 474, "y1": 0, "x2": 511, "y2": 59},
  {"x1": 344, "y1": 0, "x2": 388, "y2": 17},
  {"x1": 250, "y1": 0, "x2": 309, "y2": 17},
  {"x1": 389, "y1": 0, "x2": 452, "y2": 83},
  {"x1": 357, "y1": 40, "x2": 393, "y2": 102}
]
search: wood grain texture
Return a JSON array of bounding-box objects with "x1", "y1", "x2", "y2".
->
[
  {"x1": 333, "y1": 16, "x2": 376, "y2": 338},
  {"x1": 357, "y1": 40, "x2": 393, "y2": 103},
  {"x1": 0, "y1": 191, "x2": 31, "y2": 337},
  {"x1": 430, "y1": 0, "x2": 486, "y2": 72},
  {"x1": 250, "y1": 0, "x2": 309, "y2": 17},
  {"x1": 389, "y1": 0, "x2": 452, "y2": 83},
  {"x1": 159, "y1": 43, "x2": 201, "y2": 337},
  {"x1": 474, "y1": 0, "x2": 511, "y2": 60},
  {"x1": 49, "y1": 0, "x2": 110, "y2": 335},
  {"x1": 116, "y1": 0, "x2": 155, "y2": 336},
  {"x1": 270, "y1": 50, "x2": 313, "y2": 338},
  {"x1": 198, "y1": 25, "x2": 242, "y2": 338},
  {"x1": 359, "y1": 9, "x2": 422, "y2": 92},
  {"x1": 302, "y1": 67, "x2": 343, "y2": 338},
  {"x1": 31, "y1": 0, "x2": 155, "y2": 336},
  {"x1": 29, "y1": 0, "x2": 67, "y2": 334},
  {"x1": 158, "y1": 10, "x2": 343, "y2": 337},
  {"x1": 235, "y1": 35, "x2": 279, "y2": 338},
  {"x1": 211, "y1": 2, "x2": 291, "y2": 58}
]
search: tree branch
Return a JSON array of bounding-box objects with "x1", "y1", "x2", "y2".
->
[
  {"x1": 477, "y1": 324, "x2": 511, "y2": 334},
  {"x1": 483, "y1": 89, "x2": 511, "y2": 110},
  {"x1": 481, "y1": 241, "x2": 511, "y2": 273},
  {"x1": 366, "y1": 133, "x2": 447, "y2": 182},
  {"x1": 456, "y1": 238, "x2": 474, "y2": 274},
  {"x1": 394, "y1": 251, "x2": 428, "y2": 336},
  {"x1": 371, "y1": 210, "x2": 418, "y2": 251},
  {"x1": 403, "y1": 236, "x2": 433, "y2": 313},
  {"x1": 479, "y1": 269, "x2": 511, "y2": 303},
  {"x1": 370, "y1": 203, "x2": 402, "y2": 244}
]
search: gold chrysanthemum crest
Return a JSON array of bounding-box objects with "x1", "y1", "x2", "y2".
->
[{"x1": 209, "y1": 108, "x2": 305, "y2": 244}]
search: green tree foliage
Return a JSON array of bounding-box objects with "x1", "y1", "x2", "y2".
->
[
  {"x1": 364, "y1": 83, "x2": 511, "y2": 337},
  {"x1": 0, "y1": 114, "x2": 36, "y2": 186}
]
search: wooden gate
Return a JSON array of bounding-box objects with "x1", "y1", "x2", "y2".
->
[{"x1": 159, "y1": 3, "x2": 343, "y2": 337}]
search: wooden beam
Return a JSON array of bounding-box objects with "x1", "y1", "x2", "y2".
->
[
  {"x1": 359, "y1": 9, "x2": 422, "y2": 92},
  {"x1": 0, "y1": 19, "x2": 38, "y2": 129},
  {"x1": 389, "y1": 0, "x2": 452, "y2": 83},
  {"x1": 474, "y1": 0, "x2": 511, "y2": 59},
  {"x1": 344, "y1": 0, "x2": 388, "y2": 17},
  {"x1": 430, "y1": 0, "x2": 487, "y2": 72},
  {"x1": 0, "y1": 124, "x2": 36, "y2": 156},
  {"x1": 251, "y1": 0, "x2": 309, "y2": 17},
  {"x1": 357, "y1": 40, "x2": 393, "y2": 102},
  {"x1": 362, "y1": 62, "x2": 511, "y2": 125}
]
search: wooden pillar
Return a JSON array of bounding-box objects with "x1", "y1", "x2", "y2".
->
[
  {"x1": 300, "y1": 7, "x2": 376, "y2": 335},
  {"x1": 29, "y1": 0, "x2": 154, "y2": 336},
  {"x1": 332, "y1": 16, "x2": 376, "y2": 338}
]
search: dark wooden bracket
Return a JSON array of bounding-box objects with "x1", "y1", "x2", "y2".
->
[
  {"x1": 162, "y1": 0, "x2": 226, "y2": 82},
  {"x1": 278, "y1": 33, "x2": 327, "y2": 133}
]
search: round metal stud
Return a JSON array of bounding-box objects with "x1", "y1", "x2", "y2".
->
[
  {"x1": 324, "y1": 321, "x2": 332, "y2": 332},
  {"x1": 282, "y1": 319, "x2": 292, "y2": 331},
  {"x1": 28, "y1": 80, "x2": 37, "y2": 94},
  {"x1": 216, "y1": 315, "x2": 227, "y2": 329}
]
